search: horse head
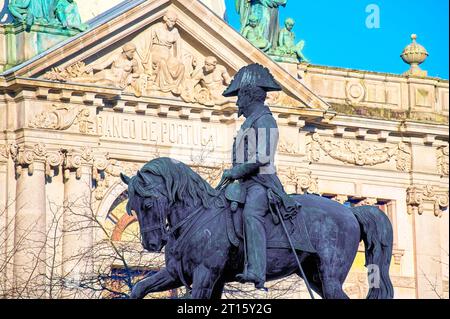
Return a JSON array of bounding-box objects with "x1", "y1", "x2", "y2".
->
[
  {"x1": 121, "y1": 157, "x2": 219, "y2": 253},
  {"x1": 120, "y1": 170, "x2": 169, "y2": 253}
]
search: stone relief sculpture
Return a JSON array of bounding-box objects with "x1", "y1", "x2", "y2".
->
[
  {"x1": 185, "y1": 56, "x2": 232, "y2": 106},
  {"x1": 437, "y1": 145, "x2": 449, "y2": 176},
  {"x1": 143, "y1": 11, "x2": 186, "y2": 96},
  {"x1": 309, "y1": 133, "x2": 412, "y2": 172},
  {"x1": 79, "y1": 43, "x2": 145, "y2": 96},
  {"x1": 8, "y1": 0, "x2": 87, "y2": 32},
  {"x1": 42, "y1": 11, "x2": 237, "y2": 106},
  {"x1": 28, "y1": 104, "x2": 94, "y2": 134}
]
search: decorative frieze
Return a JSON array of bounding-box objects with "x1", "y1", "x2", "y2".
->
[
  {"x1": 29, "y1": 104, "x2": 95, "y2": 134},
  {"x1": 309, "y1": 133, "x2": 411, "y2": 172},
  {"x1": 407, "y1": 185, "x2": 449, "y2": 217},
  {"x1": 437, "y1": 145, "x2": 449, "y2": 177}
]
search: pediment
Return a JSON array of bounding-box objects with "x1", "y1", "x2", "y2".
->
[{"x1": 2, "y1": 0, "x2": 329, "y2": 111}]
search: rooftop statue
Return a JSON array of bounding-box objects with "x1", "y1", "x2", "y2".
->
[
  {"x1": 55, "y1": 0, "x2": 88, "y2": 32},
  {"x1": 8, "y1": 0, "x2": 88, "y2": 32},
  {"x1": 241, "y1": 14, "x2": 272, "y2": 52},
  {"x1": 120, "y1": 64, "x2": 394, "y2": 300},
  {"x1": 236, "y1": 0, "x2": 287, "y2": 49},
  {"x1": 274, "y1": 18, "x2": 309, "y2": 62},
  {"x1": 9, "y1": 0, "x2": 58, "y2": 29}
]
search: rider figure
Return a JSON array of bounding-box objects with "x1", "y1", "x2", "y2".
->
[{"x1": 222, "y1": 64, "x2": 299, "y2": 289}]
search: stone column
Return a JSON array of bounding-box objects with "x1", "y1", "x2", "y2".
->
[
  {"x1": 10, "y1": 143, "x2": 48, "y2": 298},
  {"x1": 0, "y1": 144, "x2": 9, "y2": 297},
  {"x1": 61, "y1": 147, "x2": 95, "y2": 297},
  {"x1": 407, "y1": 185, "x2": 449, "y2": 298}
]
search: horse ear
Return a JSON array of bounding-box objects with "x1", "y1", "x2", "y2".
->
[
  {"x1": 137, "y1": 170, "x2": 153, "y2": 185},
  {"x1": 120, "y1": 173, "x2": 131, "y2": 185}
]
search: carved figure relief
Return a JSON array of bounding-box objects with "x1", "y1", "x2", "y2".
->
[
  {"x1": 184, "y1": 56, "x2": 232, "y2": 106},
  {"x1": 42, "y1": 11, "x2": 236, "y2": 107}
]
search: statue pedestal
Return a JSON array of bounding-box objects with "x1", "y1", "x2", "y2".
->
[{"x1": 0, "y1": 22, "x2": 79, "y2": 72}]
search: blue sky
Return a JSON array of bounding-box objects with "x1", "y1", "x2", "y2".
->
[{"x1": 225, "y1": 0, "x2": 449, "y2": 79}]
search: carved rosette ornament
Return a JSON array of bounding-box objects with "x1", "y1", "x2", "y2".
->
[
  {"x1": 437, "y1": 145, "x2": 449, "y2": 177},
  {"x1": 407, "y1": 185, "x2": 449, "y2": 217},
  {"x1": 9, "y1": 143, "x2": 64, "y2": 177},
  {"x1": 309, "y1": 133, "x2": 412, "y2": 172},
  {"x1": 278, "y1": 139, "x2": 299, "y2": 155},
  {"x1": 278, "y1": 166, "x2": 318, "y2": 194}
]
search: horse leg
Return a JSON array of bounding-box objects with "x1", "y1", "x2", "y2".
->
[
  {"x1": 318, "y1": 256, "x2": 351, "y2": 299},
  {"x1": 296, "y1": 254, "x2": 324, "y2": 298},
  {"x1": 130, "y1": 268, "x2": 181, "y2": 299},
  {"x1": 210, "y1": 280, "x2": 225, "y2": 300},
  {"x1": 191, "y1": 264, "x2": 221, "y2": 299}
]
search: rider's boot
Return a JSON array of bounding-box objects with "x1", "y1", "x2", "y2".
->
[{"x1": 236, "y1": 204, "x2": 267, "y2": 290}]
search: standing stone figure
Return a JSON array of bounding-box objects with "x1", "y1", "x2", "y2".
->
[
  {"x1": 144, "y1": 11, "x2": 186, "y2": 96},
  {"x1": 236, "y1": 0, "x2": 287, "y2": 49}
]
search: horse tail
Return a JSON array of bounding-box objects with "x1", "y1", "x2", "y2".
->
[{"x1": 352, "y1": 206, "x2": 394, "y2": 299}]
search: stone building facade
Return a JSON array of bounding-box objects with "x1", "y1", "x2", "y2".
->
[{"x1": 0, "y1": 0, "x2": 448, "y2": 299}]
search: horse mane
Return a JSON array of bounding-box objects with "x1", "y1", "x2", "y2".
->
[{"x1": 132, "y1": 157, "x2": 219, "y2": 209}]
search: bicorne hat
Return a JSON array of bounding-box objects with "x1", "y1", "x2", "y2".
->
[{"x1": 222, "y1": 63, "x2": 282, "y2": 97}]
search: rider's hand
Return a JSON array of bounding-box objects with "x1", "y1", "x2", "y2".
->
[{"x1": 223, "y1": 169, "x2": 237, "y2": 181}]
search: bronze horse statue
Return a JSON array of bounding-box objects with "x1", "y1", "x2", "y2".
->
[{"x1": 120, "y1": 157, "x2": 394, "y2": 299}]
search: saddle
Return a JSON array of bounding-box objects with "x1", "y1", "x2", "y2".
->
[{"x1": 224, "y1": 182, "x2": 316, "y2": 253}]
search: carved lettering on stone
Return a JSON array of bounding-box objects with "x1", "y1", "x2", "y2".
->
[
  {"x1": 29, "y1": 104, "x2": 95, "y2": 134},
  {"x1": 309, "y1": 133, "x2": 411, "y2": 172}
]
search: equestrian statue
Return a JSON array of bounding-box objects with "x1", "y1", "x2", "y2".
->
[{"x1": 120, "y1": 64, "x2": 394, "y2": 299}]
